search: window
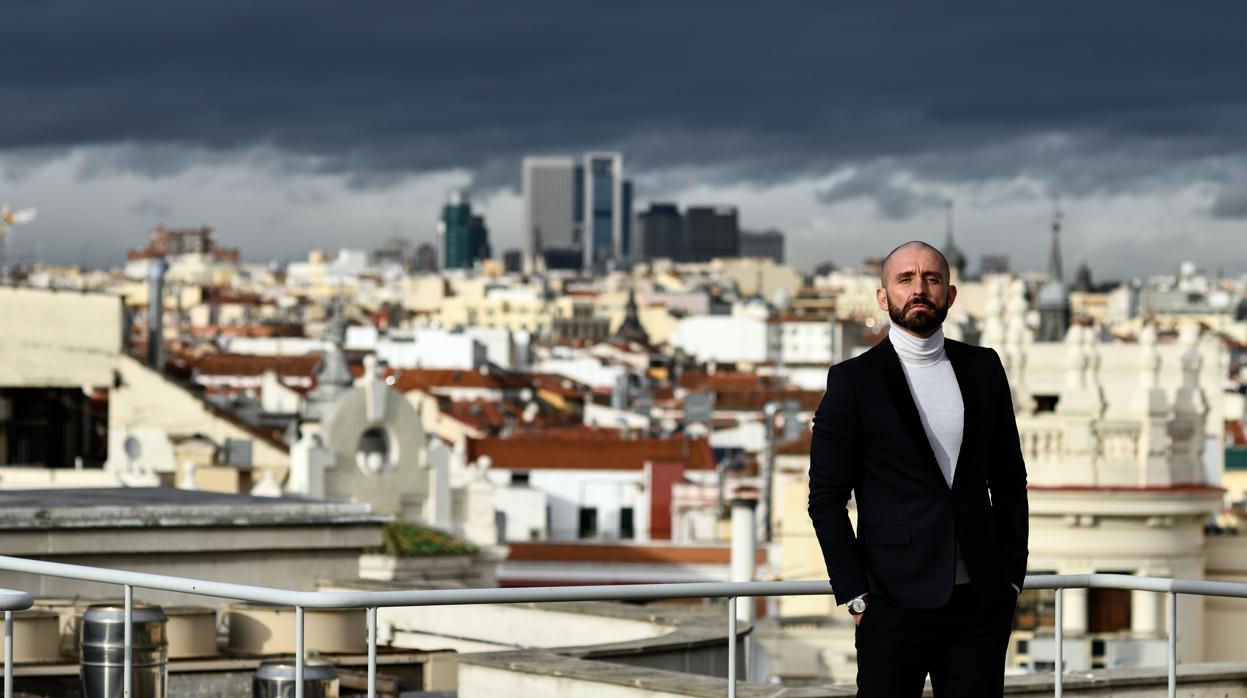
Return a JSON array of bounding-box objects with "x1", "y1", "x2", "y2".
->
[
  {"x1": 355, "y1": 426, "x2": 395, "y2": 475},
  {"x1": 578, "y1": 507, "x2": 598, "y2": 539},
  {"x1": 511, "y1": 471, "x2": 530, "y2": 486},
  {"x1": 620, "y1": 507, "x2": 635, "y2": 540}
]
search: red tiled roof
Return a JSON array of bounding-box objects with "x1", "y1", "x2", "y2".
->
[
  {"x1": 171, "y1": 353, "x2": 323, "y2": 378},
  {"x1": 713, "y1": 389, "x2": 822, "y2": 412},
  {"x1": 468, "y1": 434, "x2": 716, "y2": 471},
  {"x1": 386, "y1": 368, "x2": 530, "y2": 393},
  {"x1": 1228, "y1": 420, "x2": 1247, "y2": 447},
  {"x1": 776, "y1": 431, "x2": 812, "y2": 456},
  {"x1": 678, "y1": 371, "x2": 784, "y2": 391}
]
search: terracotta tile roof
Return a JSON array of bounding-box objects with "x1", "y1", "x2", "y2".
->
[
  {"x1": 507, "y1": 426, "x2": 623, "y2": 440},
  {"x1": 678, "y1": 371, "x2": 785, "y2": 391},
  {"x1": 386, "y1": 368, "x2": 530, "y2": 393},
  {"x1": 712, "y1": 389, "x2": 822, "y2": 412},
  {"x1": 170, "y1": 353, "x2": 323, "y2": 379},
  {"x1": 776, "y1": 431, "x2": 812, "y2": 456},
  {"x1": 202, "y1": 288, "x2": 273, "y2": 306},
  {"x1": 530, "y1": 373, "x2": 592, "y2": 398},
  {"x1": 468, "y1": 434, "x2": 716, "y2": 471},
  {"x1": 1228, "y1": 420, "x2": 1247, "y2": 447},
  {"x1": 438, "y1": 398, "x2": 579, "y2": 435}
]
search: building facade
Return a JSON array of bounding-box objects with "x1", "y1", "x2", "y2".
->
[{"x1": 437, "y1": 191, "x2": 490, "y2": 271}]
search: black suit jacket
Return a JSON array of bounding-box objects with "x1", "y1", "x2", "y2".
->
[{"x1": 808, "y1": 335, "x2": 1029, "y2": 609}]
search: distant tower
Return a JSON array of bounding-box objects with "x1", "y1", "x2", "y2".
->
[
  {"x1": 942, "y1": 200, "x2": 967, "y2": 279},
  {"x1": 437, "y1": 190, "x2": 490, "y2": 271},
  {"x1": 1036, "y1": 201, "x2": 1071, "y2": 342},
  {"x1": 1047, "y1": 199, "x2": 1064, "y2": 283},
  {"x1": 611, "y1": 286, "x2": 650, "y2": 346}
]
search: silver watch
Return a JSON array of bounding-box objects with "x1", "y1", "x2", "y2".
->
[{"x1": 848, "y1": 596, "x2": 868, "y2": 614}]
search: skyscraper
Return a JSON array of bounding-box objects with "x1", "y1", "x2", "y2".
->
[
  {"x1": 637, "y1": 203, "x2": 683, "y2": 261},
  {"x1": 683, "y1": 206, "x2": 739, "y2": 262},
  {"x1": 739, "y1": 229, "x2": 785, "y2": 263},
  {"x1": 437, "y1": 190, "x2": 490, "y2": 270},
  {"x1": 522, "y1": 156, "x2": 583, "y2": 272},
  {"x1": 583, "y1": 152, "x2": 633, "y2": 270}
]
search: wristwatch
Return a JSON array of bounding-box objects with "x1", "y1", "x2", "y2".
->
[{"x1": 848, "y1": 595, "x2": 869, "y2": 615}]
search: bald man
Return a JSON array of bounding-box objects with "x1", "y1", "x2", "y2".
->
[{"x1": 808, "y1": 241, "x2": 1029, "y2": 696}]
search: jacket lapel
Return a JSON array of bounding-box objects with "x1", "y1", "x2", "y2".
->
[
  {"x1": 876, "y1": 337, "x2": 945, "y2": 487},
  {"x1": 944, "y1": 339, "x2": 979, "y2": 492}
]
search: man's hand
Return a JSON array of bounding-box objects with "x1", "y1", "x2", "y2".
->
[{"x1": 853, "y1": 611, "x2": 863, "y2": 626}]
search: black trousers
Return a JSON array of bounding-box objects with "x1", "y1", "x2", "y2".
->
[{"x1": 854, "y1": 583, "x2": 1018, "y2": 697}]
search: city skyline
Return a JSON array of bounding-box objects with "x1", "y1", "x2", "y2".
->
[{"x1": 4, "y1": 3, "x2": 1247, "y2": 277}]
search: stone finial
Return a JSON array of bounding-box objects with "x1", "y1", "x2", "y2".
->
[
  {"x1": 1173, "y1": 322, "x2": 1208, "y2": 419},
  {"x1": 1129, "y1": 325, "x2": 1168, "y2": 416}
]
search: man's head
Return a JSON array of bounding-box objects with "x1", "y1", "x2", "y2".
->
[{"x1": 876, "y1": 241, "x2": 956, "y2": 338}]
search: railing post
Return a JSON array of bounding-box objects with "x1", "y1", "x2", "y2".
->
[
  {"x1": 367, "y1": 607, "x2": 377, "y2": 698},
  {"x1": 727, "y1": 597, "x2": 737, "y2": 698},
  {"x1": 124, "y1": 584, "x2": 133, "y2": 698},
  {"x1": 4, "y1": 610, "x2": 12, "y2": 698},
  {"x1": 295, "y1": 606, "x2": 305, "y2": 698},
  {"x1": 1168, "y1": 592, "x2": 1177, "y2": 698},
  {"x1": 1054, "y1": 587, "x2": 1063, "y2": 698}
]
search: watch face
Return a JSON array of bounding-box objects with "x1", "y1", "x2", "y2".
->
[{"x1": 850, "y1": 599, "x2": 866, "y2": 613}]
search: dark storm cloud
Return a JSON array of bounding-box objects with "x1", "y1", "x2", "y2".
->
[{"x1": 5, "y1": 2, "x2": 1247, "y2": 205}]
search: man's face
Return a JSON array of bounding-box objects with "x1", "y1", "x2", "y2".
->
[{"x1": 875, "y1": 246, "x2": 956, "y2": 337}]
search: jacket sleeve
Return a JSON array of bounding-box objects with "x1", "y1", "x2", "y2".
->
[
  {"x1": 988, "y1": 349, "x2": 1030, "y2": 591},
  {"x1": 808, "y1": 364, "x2": 870, "y2": 605}
]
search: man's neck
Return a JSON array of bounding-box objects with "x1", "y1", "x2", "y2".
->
[
  {"x1": 893, "y1": 324, "x2": 941, "y2": 340},
  {"x1": 888, "y1": 321, "x2": 946, "y2": 366}
]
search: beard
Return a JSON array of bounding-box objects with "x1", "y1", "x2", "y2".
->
[{"x1": 887, "y1": 294, "x2": 949, "y2": 335}]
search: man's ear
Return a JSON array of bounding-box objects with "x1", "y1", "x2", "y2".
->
[
  {"x1": 947, "y1": 284, "x2": 957, "y2": 309},
  {"x1": 876, "y1": 287, "x2": 888, "y2": 311}
]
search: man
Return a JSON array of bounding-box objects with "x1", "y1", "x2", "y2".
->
[{"x1": 808, "y1": 241, "x2": 1029, "y2": 696}]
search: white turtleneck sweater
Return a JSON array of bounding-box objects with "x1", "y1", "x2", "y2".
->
[{"x1": 888, "y1": 322, "x2": 972, "y2": 585}]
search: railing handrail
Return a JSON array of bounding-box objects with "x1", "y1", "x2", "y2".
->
[
  {"x1": 3, "y1": 555, "x2": 1245, "y2": 698},
  {"x1": 3, "y1": 555, "x2": 1247, "y2": 608},
  {"x1": 0, "y1": 589, "x2": 32, "y2": 612}
]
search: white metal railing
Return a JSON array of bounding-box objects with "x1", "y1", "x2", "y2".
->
[{"x1": 1, "y1": 557, "x2": 1246, "y2": 698}]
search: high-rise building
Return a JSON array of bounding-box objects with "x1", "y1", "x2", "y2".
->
[
  {"x1": 683, "y1": 206, "x2": 739, "y2": 262},
  {"x1": 739, "y1": 229, "x2": 784, "y2": 264},
  {"x1": 437, "y1": 190, "x2": 490, "y2": 271},
  {"x1": 523, "y1": 153, "x2": 634, "y2": 272},
  {"x1": 583, "y1": 152, "x2": 635, "y2": 270},
  {"x1": 414, "y1": 243, "x2": 437, "y2": 273},
  {"x1": 637, "y1": 203, "x2": 683, "y2": 261},
  {"x1": 522, "y1": 156, "x2": 583, "y2": 272},
  {"x1": 374, "y1": 236, "x2": 415, "y2": 270}
]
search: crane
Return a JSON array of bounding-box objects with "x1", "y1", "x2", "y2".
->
[{"x1": 0, "y1": 204, "x2": 37, "y2": 283}]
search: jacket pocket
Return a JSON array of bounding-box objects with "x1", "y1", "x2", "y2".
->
[{"x1": 858, "y1": 525, "x2": 910, "y2": 545}]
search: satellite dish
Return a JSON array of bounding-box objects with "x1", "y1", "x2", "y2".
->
[{"x1": 124, "y1": 436, "x2": 142, "y2": 459}]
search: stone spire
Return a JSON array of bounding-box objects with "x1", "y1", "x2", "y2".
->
[
  {"x1": 1048, "y1": 200, "x2": 1064, "y2": 283},
  {"x1": 942, "y1": 199, "x2": 967, "y2": 280},
  {"x1": 611, "y1": 285, "x2": 651, "y2": 346}
]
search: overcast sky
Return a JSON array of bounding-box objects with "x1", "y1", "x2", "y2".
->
[{"x1": 4, "y1": 2, "x2": 1247, "y2": 279}]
